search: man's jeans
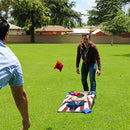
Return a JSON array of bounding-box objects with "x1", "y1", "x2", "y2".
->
[{"x1": 81, "y1": 62, "x2": 97, "y2": 91}]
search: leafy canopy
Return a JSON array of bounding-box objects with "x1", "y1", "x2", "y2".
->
[
  {"x1": 11, "y1": 0, "x2": 50, "y2": 43},
  {"x1": 102, "y1": 10, "x2": 130, "y2": 34},
  {"x1": 43, "y1": 0, "x2": 82, "y2": 28},
  {"x1": 87, "y1": 0, "x2": 123, "y2": 25},
  {"x1": 11, "y1": 0, "x2": 49, "y2": 27},
  {"x1": 0, "y1": 0, "x2": 13, "y2": 19}
]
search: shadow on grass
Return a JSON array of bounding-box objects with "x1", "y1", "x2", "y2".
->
[
  {"x1": 46, "y1": 127, "x2": 53, "y2": 130},
  {"x1": 113, "y1": 54, "x2": 130, "y2": 57}
]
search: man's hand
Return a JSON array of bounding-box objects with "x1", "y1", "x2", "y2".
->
[
  {"x1": 21, "y1": 118, "x2": 31, "y2": 130},
  {"x1": 97, "y1": 69, "x2": 101, "y2": 76},
  {"x1": 76, "y1": 67, "x2": 80, "y2": 74}
]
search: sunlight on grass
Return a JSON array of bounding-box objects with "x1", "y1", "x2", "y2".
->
[{"x1": 0, "y1": 43, "x2": 130, "y2": 130}]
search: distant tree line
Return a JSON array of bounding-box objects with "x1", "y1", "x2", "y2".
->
[
  {"x1": 0, "y1": 0, "x2": 129, "y2": 43},
  {"x1": 87, "y1": 0, "x2": 130, "y2": 45},
  {"x1": 0, "y1": 0, "x2": 82, "y2": 43}
]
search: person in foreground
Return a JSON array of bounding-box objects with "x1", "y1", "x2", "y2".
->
[
  {"x1": 76, "y1": 33, "x2": 101, "y2": 92},
  {"x1": 0, "y1": 17, "x2": 31, "y2": 130}
]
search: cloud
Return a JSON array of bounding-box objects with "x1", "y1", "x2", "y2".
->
[
  {"x1": 72, "y1": 4, "x2": 87, "y2": 22},
  {"x1": 71, "y1": 0, "x2": 96, "y2": 23},
  {"x1": 73, "y1": 7, "x2": 88, "y2": 23},
  {"x1": 71, "y1": 0, "x2": 130, "y2": 23},
  {"x1": 72, "y1": 0, "x2": 96, "y2": 14},
  {"x1": 122, "y1": 3, "x2": 130, "y2": 14},
  {"x1": 81, "y1": 0, "x2": 96, "y2": 7}
]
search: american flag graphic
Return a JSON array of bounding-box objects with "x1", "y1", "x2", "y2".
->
[{"x1": 57, "y1": 91, "x2": 96, "y2": 112}]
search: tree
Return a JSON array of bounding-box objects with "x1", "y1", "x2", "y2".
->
[
  {"x1": 87, "y1": 0, "x2": 123, "y2": 26},
  {"x1": 87, "y1": 0, "x2": 130, "y2": 26},
  {"x1": 11, "y1": 0, "x2": 49, "y2": 43},
  {"x1": 128, "y1": 8, "x2": 130, "y2": 16},
  {"x1": 87, "y1": 0, "x2": 130, "y2": 45},
  {"x1": 121, "y1": 0, "x2": 130, "y2": 5},
  {"x1": 0, "y1": 0, "x2": 13, "y2": 19},
  {"x1": 101, "y1": 10, "x2": 130, "y2": 45},
  {"x1": 0, "y1": 2, "x2": 2, "y2": 16},
  {"x1": 43, "y1": 0, "x2": 82, "y2": 28}
]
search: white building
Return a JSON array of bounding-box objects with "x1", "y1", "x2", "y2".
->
[
  {"x1": 73, "y1": 28, "x2": 90, "y2": 33},
  {"x1": 9, "y1": 23, "x2": 23, "y2": 35}
]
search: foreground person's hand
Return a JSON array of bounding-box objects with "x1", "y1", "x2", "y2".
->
[{"x1": 21, "y1": 118, "x2": 31, "y2": 130}]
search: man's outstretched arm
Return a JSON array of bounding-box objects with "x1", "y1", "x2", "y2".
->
[{"x1": 10, "y1": 85, "x2": 31, "y2": 130}]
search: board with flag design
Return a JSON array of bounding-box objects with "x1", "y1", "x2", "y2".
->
[{"x1": 57, "y1": 91, "x2": 96, "y2": 113}]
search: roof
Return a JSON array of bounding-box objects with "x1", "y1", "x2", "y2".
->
[
  {"x1": 36, "y1": 25, "x2": 72, "y2": 32},
  {"x1": 74, "y1": 26, "x2": 95, "y2": 29},
  {"x1": 92, "y1": 29, "x2": 101, "y2": 34},
  {"x1": 9, "y1": 23, "x2": 23, "y2": 30},
  {"x1": 73, "y1": 28, "x2": 90, "y2": 33},
  {"x1": 91, "y1": 25, "x2": 103, "y2": 31}
]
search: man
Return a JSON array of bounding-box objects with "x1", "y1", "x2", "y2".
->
[
  {"x1": 76, "y1": 33, "x2": 101, "y2": 92},
  {"x1": 0, "y1": 17, "x2": 31, "y2": 130}
]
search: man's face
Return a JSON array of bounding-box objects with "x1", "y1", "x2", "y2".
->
[{"x1": 82, "y1": 35, "x2": 90, "y2": 45}]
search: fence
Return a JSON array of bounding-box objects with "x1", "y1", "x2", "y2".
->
[{"x1": 7, "y1": 35, "x2": 130, "y2": 44}]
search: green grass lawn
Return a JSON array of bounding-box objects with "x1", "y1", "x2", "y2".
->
[{"x1": 0, "y1": 43, "x2": 130, "y2": 130}]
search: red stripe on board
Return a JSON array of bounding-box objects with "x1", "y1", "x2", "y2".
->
[
  {"x1": 65, "y1": 96, "x2": 69, "y2": 99},
  {"x1": 71, "y1": 108, "x2": 75, "y2": 112},
  {"x1": 91, "y1": 96, "x2": 94, "y2": 100},
  {"x1": 87, "y1": 97, "x2": 91, "y2": 109},
  {"x1": 60, "y1": 96, "x2": 72, "y2": 107},
  {"x1": 80, "y1": 105, "x2": 84, "y2": 111},
  {"x1": 62, "y1": 106, "x2": 69, "y2": 111},
  {"x1": 67, "y1": 97, "x2": 72, "y2": 101},
  {"x1": 60, "y1": 97, "x2": 72, "y2": 107},
  {"x1": 64, "y1": 96, "x2": 72, "y2": 101},
  {"x1": 60, "y1": 102, "x2": 66, "y2": 107}
]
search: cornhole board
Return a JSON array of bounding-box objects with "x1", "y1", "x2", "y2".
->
[{"x1": 57, "y1": 91, "x2": 96, "y2": 113}]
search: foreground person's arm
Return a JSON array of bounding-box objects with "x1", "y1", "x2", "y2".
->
[{"x1": 10, "y1": 85, "x2": 31, "y2": 130}]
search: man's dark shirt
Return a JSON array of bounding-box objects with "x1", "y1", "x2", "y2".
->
[{"x1": 76, "y1": 41, "x2": 101, "y2": 70}]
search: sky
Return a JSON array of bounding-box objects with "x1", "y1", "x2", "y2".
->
[{"x1": 70, "y1": 0, "x2": 130, "y2": 23}]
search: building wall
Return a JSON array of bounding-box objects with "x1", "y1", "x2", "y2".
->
[
  {"x1": 9, "y1": 29, "x2": 23, "y2": 35},
  {"x1": 92, "y1": 31, "x2": 105, "y2": 36},
  {"x1": 7, "y1": 35, "x2": 130, "y2": 44},
  {"x1": 119, "y1": 33, "x2": 130, "y2": 38},
  {"x1": 36, "y1": 31, "x2": 62, "y2": 35},
  {"x1": 35, "y1": 31, "x2": 70, "y2": 35}
]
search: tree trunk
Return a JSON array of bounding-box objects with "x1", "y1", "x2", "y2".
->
[
  {"x1": 111, "y1": 34, "x2": 114, "y2": 46},
  {"x1": 30, "y1": 25, "x2": 35, "y2": 43},
  {"x1": 30, "y1": 10, "x2": 35, "y2": 43}
]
